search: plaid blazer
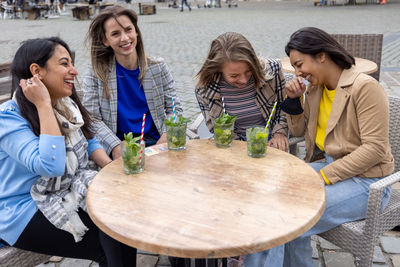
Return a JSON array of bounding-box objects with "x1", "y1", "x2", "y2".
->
[
  {"x1": 82, "y1": 58, "x2": 182, "y2": 155},
  {"x1": 195, "y1": 57, "x2": 288, "y2": 138}
]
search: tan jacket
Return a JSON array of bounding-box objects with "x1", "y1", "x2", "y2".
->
[{"x1": 288, "y1": 68, "x2": 394, "y2": 184}]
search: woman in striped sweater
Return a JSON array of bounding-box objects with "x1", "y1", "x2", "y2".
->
[{"x1": 195, "y1": 32, "x2": 289, "y2": 151}]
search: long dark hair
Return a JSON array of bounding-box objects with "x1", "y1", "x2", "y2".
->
[
  {"x1": 11, "y1": 37, "x2": 94, "y2": 138},
  {"x1": 285, "y1": 27, "x2": 355, "y2": 69}
]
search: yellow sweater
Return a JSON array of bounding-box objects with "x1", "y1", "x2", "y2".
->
[{"x1": 316, "y1": 86, "x2": 336, "y2": 151}]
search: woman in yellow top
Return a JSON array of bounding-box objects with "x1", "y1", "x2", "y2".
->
[{"x1": 244, "y1": 27, "x2": 394, "y2": 267}]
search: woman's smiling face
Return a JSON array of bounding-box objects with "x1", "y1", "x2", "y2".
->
[
  {"x1": 103, "y1": 15, "x2": 138, "y2": 62},
  {"x1": 289, "y1": 49, "x2": 325, "y2": 86},
  {"x1": 221, "y1": 61, "x2": 252, "y2": 88},
  {"x1": 38, "y1": 45, "x2": 77, "y2": 101}
]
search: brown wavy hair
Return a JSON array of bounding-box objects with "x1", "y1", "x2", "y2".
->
[
  {"x1": 86, "y1": 6, "x2": 148, "y2": 98},
  {"x1": 196, "y1": 32, "x2": 266, "y2": 89}
]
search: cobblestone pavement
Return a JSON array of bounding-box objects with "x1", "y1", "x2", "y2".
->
[{"x1": 1, "y1": 0, "x2": 400, "y2": 266}]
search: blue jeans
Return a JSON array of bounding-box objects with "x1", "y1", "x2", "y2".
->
[{"x1": 244, "y1": 155, "x2": 392, "y2": 267}]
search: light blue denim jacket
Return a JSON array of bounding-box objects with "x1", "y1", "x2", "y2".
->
[{"x1": 0, "y1": 100, "x2": 102, "y2": 246}]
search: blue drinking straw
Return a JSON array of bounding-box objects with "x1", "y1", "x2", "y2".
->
[{"x1": 172, "y1": 97, "x2": 177, "y2": 125}]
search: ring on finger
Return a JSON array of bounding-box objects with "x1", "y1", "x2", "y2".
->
[{"x1": 27, "y1": 79, "x2": 33, "y2": 84}]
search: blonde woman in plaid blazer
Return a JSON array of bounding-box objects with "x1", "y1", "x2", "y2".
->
[
  {"x1": 195, "y1": 32, "x2": 289, "y2": 151},
  {"x1": 83, "y1": 6, "x2": 182, "y2": 159}
]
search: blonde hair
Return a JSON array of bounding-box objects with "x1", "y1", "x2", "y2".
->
[
  {"x1": 86, "y1": 6, "x2": 148, "y2": 98},
  {"x1": 196, "y1": 32, "x2": 266, "y2": 89}
]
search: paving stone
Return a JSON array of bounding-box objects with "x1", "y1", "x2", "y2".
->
[
  {"x1": 393, "y1": 182, "x2": 400, "y2": 190},
  {"x1": 323, "y1": 251, "x2": 356, "y2": 267},
  {"x1": 313, "y1": 259, "x2": 322, "y2": 267},
  {"x1": 391, "y1": 255, "x2": 400, "y2": 267},
  {"x1": 138, "y1": 253, "x2": 159, "y2": 267},
  {"x1": 311, "y1": 240, "x2": 319, "y2": 259},
  {"x1": 49, "y1": 256, "x2": 64, "y2": 263},
  {"x1": 380, "y1": 236, "x2": 400, "y2": 254},
  {"x1": 372, "y1": 264, "x2": 389, "y2": 267},
  {"x1": 158, "y1": 255, "x2": 171, "y2": 265},
  {"x1": 373, "y1": 246, "x2": 387, "y2": 263},
  {"x1": 319, "y1": 237, "x2": 341, "y2": 251},
  {"x1": 36, "y1": 263, "x2": 56, "y2": 267},
  {"x1": 60, "y1": 258, "x2": 92, "y2": 267}
]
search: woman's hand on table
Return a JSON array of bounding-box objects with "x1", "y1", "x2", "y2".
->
[
  {"x1": 156, "y1": 133, "x2": 167, "y2": 145},
  {"x1": 268, "y1": 133, "x2": 289, "y2": 152},
  {"x1": 285, "y1": 77, "x2": 307, "y2": 99}
]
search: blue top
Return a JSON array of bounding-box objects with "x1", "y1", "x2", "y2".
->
[
  {"x1": 0, "y1": 100, "x2": 103, "y2": 246},
  {"x1": 115, "y1": 61, "x2": 160, "y2": 141}
]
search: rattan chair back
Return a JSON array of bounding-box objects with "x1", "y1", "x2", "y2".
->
[{"x1": 331, "y1": 34, "x2": 383, "y2": 81}]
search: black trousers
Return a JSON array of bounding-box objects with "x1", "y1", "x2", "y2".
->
[{"x1": 13, "y1": 209, "x2": 137, "y2": 267}]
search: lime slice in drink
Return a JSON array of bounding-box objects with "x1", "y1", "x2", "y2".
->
[{"x1": 256, "y1": 132, "x2": 268, "y2": 139}]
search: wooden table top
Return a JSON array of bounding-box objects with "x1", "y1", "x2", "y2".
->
[
  {"x1": 280, "y1": 56, "x2": 378, "y2": 75},
  {"x1": 87, "y1": 139, "x2": 326, "y2": 258}
]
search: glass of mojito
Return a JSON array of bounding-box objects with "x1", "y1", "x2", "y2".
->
[
  {"x1": 121, "y1": 133, "x2": 145, "y2": 174},
  {"x1": 165, "y1": 116, "x2": 190, "y2": 151},
  {"x1": 213, "y1": 113, "x2": 237, "y2": 148},
  {"x1": 246, "y1": 126, "x2": 269, "y2": 158}
]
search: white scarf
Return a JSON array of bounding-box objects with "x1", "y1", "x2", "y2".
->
[{"x1": 30, "y1": 97, "x2": 97, "y2": 242}]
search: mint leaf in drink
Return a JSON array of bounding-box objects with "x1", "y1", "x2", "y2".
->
[
  {"x1": 215, "y1": 113, "x2": 237, "y2": 125},
  {"x1": 164, "y1": 116, "x2": 191, "y2": 127}
]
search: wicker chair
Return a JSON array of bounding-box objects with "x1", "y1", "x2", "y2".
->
[
  {"x1": 331, "y1": 34, "x2": 383, "y2": 81},
  {"x1": 318, "y1": 95, "x2": 400, "y2": 267}
]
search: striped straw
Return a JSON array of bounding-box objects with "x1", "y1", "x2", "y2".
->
[
  {"x1": 172, "y1": 97, "x2": 177, "y2": 125},
  {"x1": 139, "y1": 113, "x2": 146, "y2": 165},
  {"x1": 221, "y1": 96, "x2": 226, "y2": 114},
  {"x1": 265, "y1": 101, "x2": 278, "y2": 130}
]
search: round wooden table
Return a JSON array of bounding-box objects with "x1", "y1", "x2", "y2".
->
[
  {"x1": 87, "y1": 139, "x2": 326, "y2": 258},
  {"x1": 280, "y1": 56, "x2": 378, "y2": 75}
]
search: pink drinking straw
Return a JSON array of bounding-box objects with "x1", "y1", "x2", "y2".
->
[{"x1": 139, "y1": 113, "x2": 146, "y2": 166}]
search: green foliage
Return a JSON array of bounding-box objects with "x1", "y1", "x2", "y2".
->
[
  {"x1": 215, "y1": 113, "x2": 237, "y2": 125},
  {"x1": 164, "y1": 116, "x2": 191, "y2": 127}
]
